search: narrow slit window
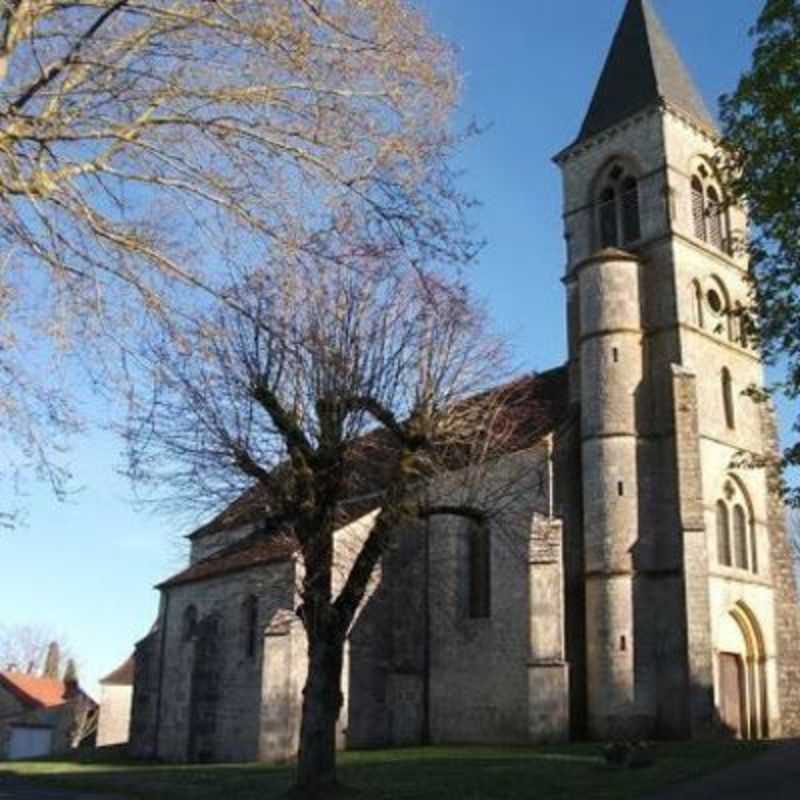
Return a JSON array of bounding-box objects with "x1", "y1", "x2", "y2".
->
[
  {"x1": 183, "y1": 605, "x2": 198, "y2": 642},
  {"x1": 722, "y1": 368, "x2": 736, "y2": 429},
  {"x1": 613, "y1": 347, "x2": 619, "y2": 363},
  {"x1": 242, "y1": 595, "x2": 259, "y2": 658},
  {"x1": 617, "y1": 481, "x2": 625, "y2": 497},
  {"x1": 692, "y1": 281, "x2": 704, "y2": 329}
]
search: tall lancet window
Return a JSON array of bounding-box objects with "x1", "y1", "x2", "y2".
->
[
  {"x1": 692, "y1": 177, "x2": 706, "y2": 241},
  {"x1": 733, "y1": 505, "x2": 749, "y2": 571},
  {"x1": 242, "y1": 595, "x2": 259, "y2": 658},
  {"x1": 468, "y1": 520, "x2": 491, "y2": 619},
  {"x1": 707, "y1": 186, "x2": 724, "y2": 250},
  {"x1": 599, "y1": 187, "x2": 618, "y2": 248},
  {"x1": 621, "y1": 177, "x2": 641, "y2": 243},
  {"x1": 691, "y1": 169, "x2": 729, "y2": 254},
  {"x1": 716, "y1": 501, "x2": 732, "y2": 566},
  {"x1": 717, "y1": 481, "x2": 759, "y2": 575},
  {"x1": 597, "y1": 163, "x2": 641, "y2": 249}
]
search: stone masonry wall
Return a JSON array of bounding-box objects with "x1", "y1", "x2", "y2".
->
[
  {"x1": 156, "y1": 560, "x2": 295, "y2": 763},
  {"x1": 426, "y1": 446, "x2": 557, "y2": 745},
  {"x1": 129, "y1": 628, "x2": 162, "y2": 759},
  {"x1": 671, "y1": 365, "x2": 715, "y2": 737},
  {"x1": 761, "y1": 406, "x2": 800, "y2": 735}
]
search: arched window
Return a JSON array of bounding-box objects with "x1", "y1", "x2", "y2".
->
[
  {"x1": 733, "y1": 505, "x2": 749, "y2": 570},
  {"x1": 599, "y1": 187, "x2": 618, "y2": 248},
  {"x1": 722, "y1": 368, "x2": 735, "y2": 429},
  {"x1": 596, "y1": 163, "x2": 641, "y2": 249},
  {"x1": 717, "y1": 501, "x2": 732, "y2": 566},
  {"x1": 692, "y1": 280, "x2": 704, "y2": 329},
  {"x1": 621, "y1": 177, "x2": 641, "y2": 243},
  {"x1": 183, "y1": 605, "x2": 198, "y2": 642},
  {"x1": 691, "y1": 177, "x2": 706, "y2": 241},
  {"x1": 707, "y1": 186, "x2": 724, "y2": 250},
  {"x1": 691, "y1": 171, "x2": 728, "y2": 253},
  {"x1": 242, "y1": 595, "x2": 259, "y2": 658},
  {"x1": 719, "y1": 479, "x2": 760, "y2": 574}
]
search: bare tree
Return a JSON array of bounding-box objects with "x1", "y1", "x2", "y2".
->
[
  {"x1": 124, "y1": 256, "x2": 550, "y2": 794},
  {"x1": 0, "y1": 625, "x2": 73, "y2": 675},
  {"x1": 0, "y1": 0, "x2": 472, "y2": 513}
]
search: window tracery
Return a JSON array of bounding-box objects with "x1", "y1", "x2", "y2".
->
[
  {"x1": 715, "y1": 481, "x2": 758, "y2": 575},
  {"x1": 690, "y1": 168, "x2": 729, "y2": 254},
  {"x1": 596, "y1": 163, "x2": 641, "y2": 248}
]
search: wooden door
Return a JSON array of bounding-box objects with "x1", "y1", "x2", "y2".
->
[{"x1": 719, "y1": 653, "x2": 745, "y2": 738}]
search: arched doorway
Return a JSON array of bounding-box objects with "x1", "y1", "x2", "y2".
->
[{"x1": 717, "y1": 603, "x2": 768, "y2": 739}]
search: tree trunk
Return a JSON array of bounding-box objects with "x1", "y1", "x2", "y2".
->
[{"x1": 293, "y1": 626, "x2": 345, "y2": 797}]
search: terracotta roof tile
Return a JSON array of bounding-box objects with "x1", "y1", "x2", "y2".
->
[{"x1": 0, "y1": 672, "x2": 69, "y2": 708}]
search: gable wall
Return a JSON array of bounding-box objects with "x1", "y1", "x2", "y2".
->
[{"x1": 155, "y1": 560, "x2": 295, "y2": 763}]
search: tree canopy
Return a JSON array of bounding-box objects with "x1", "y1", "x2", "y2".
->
[
  {"x1": 720, "y1": 0, "x2": 800, "y2": 504},
  {"x1": 0, "y1": 0, "x2": 474, "y2": 514},
  {"x1": 124, "y1": 250, "x2": 546, "y2": 792}
]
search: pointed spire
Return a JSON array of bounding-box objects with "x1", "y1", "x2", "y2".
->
[{"x1": 578, "y1": 0, "x2": 714, "y2": 142}]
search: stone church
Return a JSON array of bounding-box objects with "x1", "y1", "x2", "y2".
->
[{"x1": 129, "y1": 0, "x2": 800, "y2": 763}]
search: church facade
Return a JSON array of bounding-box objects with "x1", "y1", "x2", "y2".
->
[{"x1": 129, "y1": 0, "x2": 800, "y2": 763}]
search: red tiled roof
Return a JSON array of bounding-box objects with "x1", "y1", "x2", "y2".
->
[
  {"x1": 100, "y1": 656, "x2": 135, "y2": 686},
  {"x1": 158, "y1": 534, "x2": 296, "y2": 589},
  {"x1": 0, "y1": 672, "x2": 69, "y2": 709}
]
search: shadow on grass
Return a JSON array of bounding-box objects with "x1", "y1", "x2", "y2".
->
[{"x1": 0, "y1": 742, "x2": 767, "y2": 800}]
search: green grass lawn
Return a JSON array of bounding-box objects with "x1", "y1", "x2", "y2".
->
[{"x1": 0, "y1": 741, "x2": 766, "y2": 800}]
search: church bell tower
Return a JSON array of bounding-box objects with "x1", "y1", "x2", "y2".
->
[{"x1": 555, "y1": 0, "x2": 800, "y2": 740}]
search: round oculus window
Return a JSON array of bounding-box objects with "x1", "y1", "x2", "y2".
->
[{"x1": 707, "y1": 288, "x2": 724, "y2": 315}]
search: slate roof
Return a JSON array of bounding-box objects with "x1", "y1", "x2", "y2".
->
[
  {"x1": 100, "y1": 656, "x2": 135, "y2": 687},
  {"x1": 158, "y1": 533, "x2": 296, "y2": 589},
  {"x1": 162, "y1": 366, "x2": 571, "y2": 589},
  {"x1": 577, "y1": 0, "x2": 715, "y2": 143},
  {"x1": 185, "y1": 366, "x2": 570, "y2": 544},
  {"x1": 0, "y1": 672, "x2": 70, "y2": 709}
]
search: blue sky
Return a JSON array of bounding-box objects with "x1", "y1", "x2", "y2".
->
[{"x1": 0, "y1": 0, "x2": 771, "y2": 695}]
